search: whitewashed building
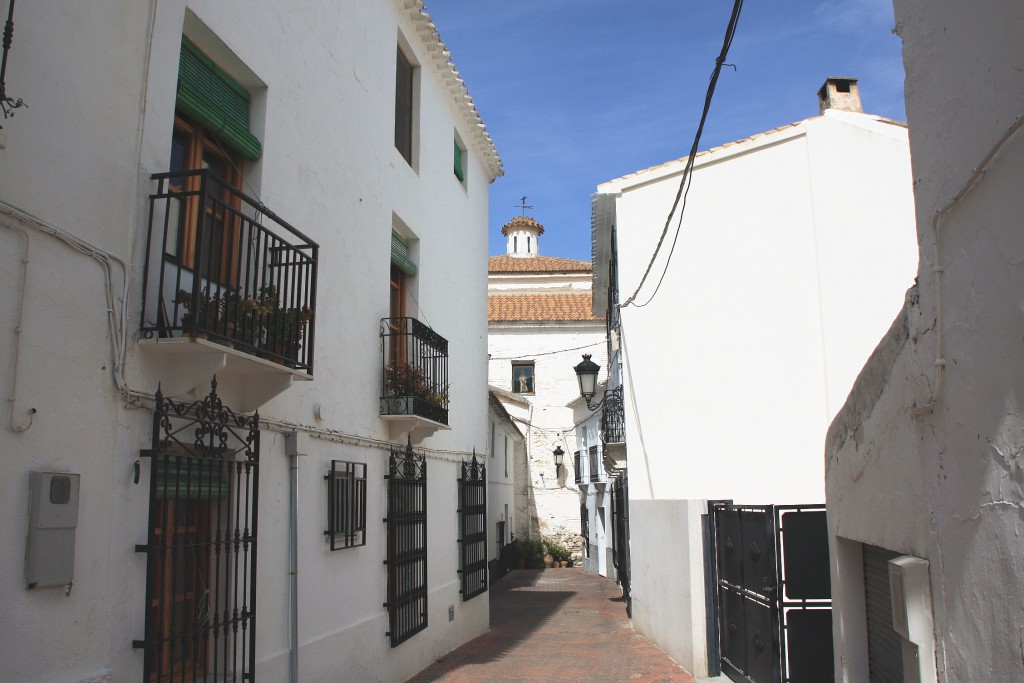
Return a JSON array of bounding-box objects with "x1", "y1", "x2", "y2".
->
[
  {"x1": 0, "y1": 1, "x2": 501, "y2": 681},
  {"x1": 487, "y1": 216, "x2": 606, "y2": 552},
  {"x1": 826, "y1": 2, "x2": 1024, "y2": 681},
  {"x1": 486, "y1": 390, "x2": 526, "y2": 577},
  {"x1": 590, "y1": 81, "x2": 919, "y2": 677}
]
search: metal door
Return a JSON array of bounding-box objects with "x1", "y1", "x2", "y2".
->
[{"x1": 711, "y1": 503, "x2": 833, "y2": 683}]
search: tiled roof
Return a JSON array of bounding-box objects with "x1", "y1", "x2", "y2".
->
[
  {"x1": 488, "y1": 255, "x2": 592, "y2": 274},
  {"x1": 500, "y1": 215, "x2": 545, "y2": 236},
  {"x1": 489, "y1": 293, "x2": 602, "y2": 321}
]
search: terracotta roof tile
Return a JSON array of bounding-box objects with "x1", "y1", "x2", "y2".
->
[
  {"x1": 500, "y1": 215, "x2": 545, "y2": 236},
  {"x1": 488, "y1": 255, "x2": 592, "y2": 274},
  {"x1": 488, "y1": 293, "x2": 602, "y2": 322}
]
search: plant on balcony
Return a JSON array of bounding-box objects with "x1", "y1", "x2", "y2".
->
[
  {"x1": 384, "y1": 361, "x2": 449, "y2": 408},
  {"x1": 255, "y1": 285, "x2": 313, "y2": 357},
  {"x1": 174, "y1": 286, "x2": 312, "y2": 360}
]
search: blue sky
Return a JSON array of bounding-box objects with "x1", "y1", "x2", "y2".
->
[{"x1": 426, "y1": 0, "x2": 907, "y2": 261}]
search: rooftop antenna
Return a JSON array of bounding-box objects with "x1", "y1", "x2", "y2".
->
[{"x1": 516, "y1": 195, "x2": 533, "y2": 216}]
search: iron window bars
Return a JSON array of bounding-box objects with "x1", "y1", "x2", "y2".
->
[
  {"x1": 458, "y1": 452, "x2": 488, "y2": 601},
  {"x1": 573, "y1": 450, "x2": 584, "y2": 485},
  {"x1": 588, "y1": 445, "x2": 606, "y2": 483},
  {"x1": 380, "y1": 317, "x2": 449, "y2": 425},
  {"x1": 141, "y1": 168, "x2": 319, "y2": 372},
  {"x1": 384, "y1": 441, "x2": 427, "y2": 647},
  {"x1": 325, "y1": 460, "x2": 367, "y2": 550},
  {"x1": 135, "y1": 379, "x2": 260, "y2": 683}
]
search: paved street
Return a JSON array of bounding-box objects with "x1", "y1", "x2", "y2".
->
[{"x1": 406, "y1": 569, "x2": 694, "y2": 683}]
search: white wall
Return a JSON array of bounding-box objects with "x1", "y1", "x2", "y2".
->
[
  {"x1": 826, "y1": 2, "x2": 1024, "y2": 681},
  {"x1": 0, "y1": 1, "x2": 495, "y2": 681},
  {"x1": 488, "y1": 402, "x2": 522, "y2": 562},
  {"x1": 605, "y1": 114, "x2": 917, "y2": 505},
  {"x1": 488, "y1": 322, "x2": 606, "y2": 548},
  {"x1": 597, "y1": 109, "x2": 918, "y2": 677},
  {"x1": 571, "y1": 402, "x2": 614, "y2": 575}
]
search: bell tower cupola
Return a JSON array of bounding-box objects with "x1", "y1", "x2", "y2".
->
[{"x1": 501, "y1": 215, "x2": 545, "y2": 257}]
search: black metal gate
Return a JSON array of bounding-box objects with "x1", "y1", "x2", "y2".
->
[
  {"x1": 457, "y1": 452, "x2": 487, "y2": 601},
  {"x1": 384, "y1": 441, "x2": 428, "y2": 647},
  {"x1": 711, "y1": 503, "x2": 832, "y2": 683},
  {"x1": 137, "y1": 379, "x2": 261, "y2": 682},
  {"x1": 611, "y1": 473, "x2": 630, "y2": 606}
]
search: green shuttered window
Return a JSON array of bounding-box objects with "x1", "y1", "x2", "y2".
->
[
  {"x1": 391, "y1": 232, "x2": 417, "y2": 277},
  {"x1": 454, "y1": 141, "x2": 465, "y2": 182},
  {"x1": 177, "y1": 38, "x2": 262, "y2": 160}
]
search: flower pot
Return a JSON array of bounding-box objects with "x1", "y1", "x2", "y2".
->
[{"x1": 544, "y1": 554, "x2": 555, "y2": 568}]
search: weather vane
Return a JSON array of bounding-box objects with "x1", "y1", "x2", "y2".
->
[{"x1": 516, "y1": 195, "x2": 533, "y2": 216}]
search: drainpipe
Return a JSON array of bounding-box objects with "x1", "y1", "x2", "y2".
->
[{"x1": 284, "y1": 431, "x2": 308, "y2": 683}]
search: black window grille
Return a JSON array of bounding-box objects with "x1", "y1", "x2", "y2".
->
[
  {"x1": 135, "y1": 379, "x2": 260, "y2": 682},
  {"x1": 458, "y1": 452, "x2": 487, "y2": 601},
  {"x1": 325, "y1": 460, "x2": 367, "y2": 550},
  {"x1": 385, "y1": 441, "x2": 427, "y2": 647},
  {"x1": 380, "y1": 317, "x2": 449, "y2": 425},
  {"x1": 573, "y1": 450, "x2": 583, "y2": 485},
  {"x1": 589, "y1": 445, "x2": 605, "y2": 483}
]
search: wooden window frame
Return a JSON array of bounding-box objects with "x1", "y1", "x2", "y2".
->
[{"x1": 169, "y1": 113, "x2": 244, "y2": 283}]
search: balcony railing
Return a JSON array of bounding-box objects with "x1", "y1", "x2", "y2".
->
[
  {"x1": 140, "y1": 169, "x2": 319, "y2": 372},
  {"x1": 602, "y1": 386, "x2": 625, "y2": 444},
  {"x1": 380, "y1": 318, "x2": 449, "y2": 425},
  {"x1": 588, "y1": 445, "x2": 605, "y2": 483},
  {"x1": 574, "y1": 451, "x2": 583, "y2": 485}
]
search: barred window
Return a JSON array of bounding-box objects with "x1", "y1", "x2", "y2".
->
[
  {"x1": 326, "y1": 461, "x2": 367, "y2": 550},
  {"x1": 458, "y1": 454, "x2": 487, "y2": 601},
  {"x1": 385, "y1": 443, "x2": 427, "y2": 647}
]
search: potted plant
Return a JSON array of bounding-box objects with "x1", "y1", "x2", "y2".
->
[
  {"x1": 254, "y1": 285, "x2": 313, "y2": 364},
  {"x1": 385, "y1": 361, "x2": 449, "y2": 409},
  {"x1": 515, "y1": 538, "x2": 545, "y2": 569}
]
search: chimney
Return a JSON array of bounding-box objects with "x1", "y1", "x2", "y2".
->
[{"x1": 818, "y1": 76, "x2": 863, "y2": 114}]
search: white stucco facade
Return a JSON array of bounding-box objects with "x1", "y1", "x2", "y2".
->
[
  {"x1": 593, "y1": 101, "x2": 919, "y2": 676},
  {"x1": 0, "y1": 1, "x2": 499, "y2": 681},
  {"x1": 487, "y1": 391, "x2": 525, "y2": 565},
  {"x1": 487, "y1": 226, "x2": 606, "y2": 552},
  {"x1": 826, "y1": 2, "x2": 1024, "y2": 681}
]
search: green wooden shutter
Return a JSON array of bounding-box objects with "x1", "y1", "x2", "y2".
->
[
  {"x1": 454, "y1": 141, "x2": 465, "y2": 181},
  {"x1": 391, "y1": 232, "x2": 418, "y2": 276},
  {"x1": 177, "y1": 38, "x2": 262, "y2": 160}
]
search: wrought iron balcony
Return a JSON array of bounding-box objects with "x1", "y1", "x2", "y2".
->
[
  {"x1": 140, "y1": 169, "x2": 319, "y2": 373},
  {"x1": 601, "y1": 385, "x2": 625, "y2": 444},
  {"x1": 380, "y1": 318, "x2": 449, "y2": 427}
]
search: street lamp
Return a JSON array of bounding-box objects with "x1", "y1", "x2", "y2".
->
[
  {"x1": 552, "y1": 446, "x2": 565, "y2": 474},
  {"x1": 573, "y1": 354, "x2": 603, "y2": 410}
]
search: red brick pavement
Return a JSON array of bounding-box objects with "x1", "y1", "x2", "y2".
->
[{"x1": 406, "y1": 569, "x2": 694, "y2": 683}]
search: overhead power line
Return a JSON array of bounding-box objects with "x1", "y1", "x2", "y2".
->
[{"x1": 621, "y1": 0, "x2": 746, "y2": 309}]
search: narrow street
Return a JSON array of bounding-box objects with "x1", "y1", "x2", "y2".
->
[{"x1": 406, "y1": 570, "x2": 694, "y2": 683}]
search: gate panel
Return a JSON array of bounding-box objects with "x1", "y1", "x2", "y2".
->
[
  {"x1": 779, "y1": 510, "x2": 830, "y2": 600},
  {"x1": 745, "y1": 598, "x2": 777, "y2": 683},
  {"x1": 719, "y1": 587, "x2": 747, "y2": 674},
  {"x1": 741, "y1": 509, "x2": 774, "y2": 595},
  {"x1": 785, "y1": 609, "x2": 834, "y2": 683},
  {"x1": 717, "y1": 510, "x2": 742, "y2": 588}
]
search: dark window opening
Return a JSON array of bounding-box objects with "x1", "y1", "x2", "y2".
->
[
  {"x1": 326, "y1": 461, "x2": 367, "y2": 550},
  {"x1": 395, "y1": 47, "x2": 414, "y2": 164}
]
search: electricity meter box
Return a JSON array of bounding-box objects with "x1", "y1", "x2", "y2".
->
[{"x1": 25, "y1": 471, "x2": 81, "y2": 590}]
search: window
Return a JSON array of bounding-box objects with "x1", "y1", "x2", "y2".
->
[
  {"x1": 395, "y1": 46, "x2": 415, "y2": 164},
  {"x1": 527, "y1": 235, "x2": 531, "y2": 253},
  {"x1": 325, "y1": 461, "x2": 367, "y2": 550},
  {"x1": 453, "y1": 138, "x2": 466, "y2": 182},
  {"x1": 511, "y1": 362, "x2": 535, "y2": 394},
  {"x1": 504, "y1": 434, "x2": 509, "y2": 478}
]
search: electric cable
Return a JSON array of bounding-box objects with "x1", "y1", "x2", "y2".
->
[{"x1": 622, "y1": 0, "x2": 745, "y2": 309}]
